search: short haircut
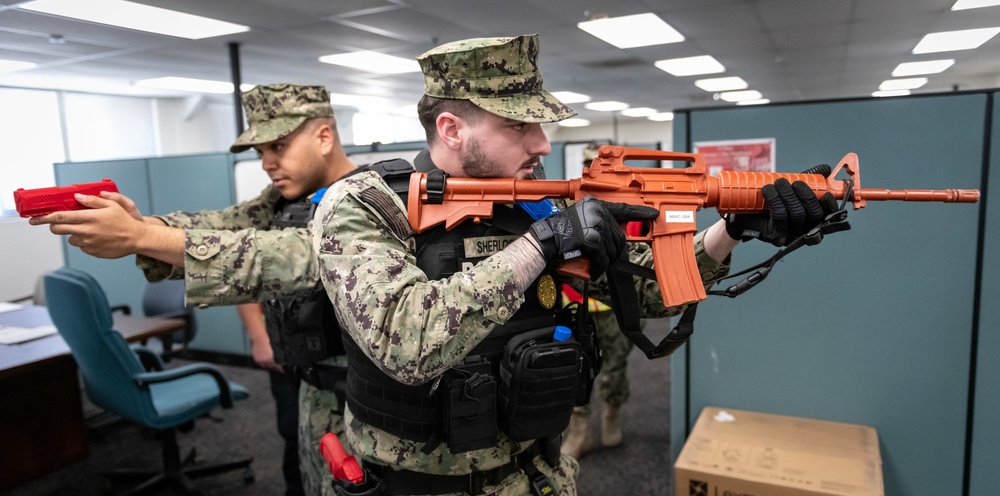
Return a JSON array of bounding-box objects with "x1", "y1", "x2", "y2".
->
[{"x1": 417, "y1": 95, "x2": 487, "y2": 144}]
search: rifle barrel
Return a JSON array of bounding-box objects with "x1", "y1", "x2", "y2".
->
[{"x1": 856, "y1": 188, "x2": 980, "y2": 203}]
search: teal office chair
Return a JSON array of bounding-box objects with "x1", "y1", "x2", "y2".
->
[
  {"x1": 140, "y1": 279, "x2": 196, "y2": 359},
  {"x1": 44, "y1": 267, "x2": 253, "y2": 495}
]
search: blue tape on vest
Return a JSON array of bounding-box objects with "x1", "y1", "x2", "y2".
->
[{"x1": 517, "y1": 199, "x2": 559, "y2": 221}]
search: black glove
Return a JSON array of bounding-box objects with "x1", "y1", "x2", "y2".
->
[
  {"x1": 725, "y1": 166, "x2": 840, "y2": 247},
  {"x1": 528, "y1": 196, "x2": 659, "y2": 278}
]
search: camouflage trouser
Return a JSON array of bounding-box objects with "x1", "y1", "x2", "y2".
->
[
  {"x1": 298, "y1": 382, "x2": 346, "y2": 496},
  {"x1": 356, "y1": 454, "x2": 580, "y2": 496},
  {"x1": 575, "y1": 310, "x2": 632, "y2": 416},
  {"x1": 482, "y1": 454, "x2": 579, "y2": 496}
]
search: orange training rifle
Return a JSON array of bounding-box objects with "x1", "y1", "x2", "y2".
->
[{"x1": 406, "y1": 145, "x2": 980, "y2": 309}]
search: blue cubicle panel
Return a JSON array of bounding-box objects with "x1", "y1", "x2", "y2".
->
[
  {"x1": 145, "y1": 154, "x2": 245, "y2": 356},
  {"x1": 969, "y1": 94, "x2": 999, "y2": 496},
  {"x1": 670, "y1": 93, "x2": 986, "y2": 496},
  {"x1": 54, "y1": 160, "x2": 153, "y2": 315},
  {"x1": 146, "y1": 154, "x2": 236, "y2": 214}
]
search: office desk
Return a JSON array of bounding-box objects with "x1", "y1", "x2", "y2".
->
[{"x1": 0, "y1": 305, "x2": 185, "y2": 491}]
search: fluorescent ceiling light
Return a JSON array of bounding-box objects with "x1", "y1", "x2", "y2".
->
[
  {"x1": 584, "y1": 101, "x2": 629, "y2": 112},
  {"x1": 694, "y1": 77, "x2": 748, "y2": 92},
  {"x1": 654, "y1": 55, "x2": 725, "y2": 77},
  {"x1": 647, "y1": 112, "x2": 674, "y2": 122},
  {"x1": 0, "y1": 59, "x2": 37, "y2": 74},
  {"x1": 720, "y1": 90, "x2": 763, "y2": 102},
  {"x1": 550, "y1": 91, "x2": 591, "y2": 104},
  {"x1": 736, "y1": 99, "x2": 771, "y2": 106},
  {"x1": 578, "y1": 13, "x2": 684, "y2": 49},
  {"x1": 135, "y1": 77, "x2": 252, "y2": 94},
  {"x1": 912, "y1": 27, "x2": 1000, "y2": 54},
  {"x1": 621, "y1": 107, "x2": 657, "y2": 117},
  {"x1": 559, "y1": 118, "x2": 591, "y2": 127},
  {"x1": 318, "y1": 51, "x2": 420, "y2": 74},
  {"x1": 891, "y1": 59, "x2": 955, "y2": 77},
  {"x1": 20, "y1": 0, "x2": 249, "y2": 40},
  {"x1": 879, "y1": 77, "x2": 928, "y2": 91},
  {"x1": 952, "y1": 0, "x2": 1000, "y2": 10},
  {"x1": 872, "y1": 90, "x2": 911, "y2": 97}
]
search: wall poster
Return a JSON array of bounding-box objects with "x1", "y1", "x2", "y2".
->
[{"x1": 693, "y1": 138, "x2": 776, "y2": 176}]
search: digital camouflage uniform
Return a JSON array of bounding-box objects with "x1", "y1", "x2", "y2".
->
[
  {"x1": 137, "y1": 83, "x2": 347, "y2": 496},
  {"x1": 312, "y1": 35, "x2": 730, "y2": 496}
]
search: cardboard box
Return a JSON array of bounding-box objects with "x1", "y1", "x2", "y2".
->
[{"x1": 674, "y1": 407, "x2": 883, "y2": 496}]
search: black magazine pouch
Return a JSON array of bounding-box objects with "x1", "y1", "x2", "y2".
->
[
  {"x1": 499, "y1": 327, "x2": 583, "y2": 442},
  {"x1": 441, "y1": 355, "x2": 498, "y2": 453}
]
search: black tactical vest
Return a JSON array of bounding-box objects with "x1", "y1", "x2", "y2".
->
[
  {"x1": 343, "y1": 160, "x2": 573, "y2": 450},
  {"x1": 262, "y1": 196, "x2": 344, "y2": 368}
]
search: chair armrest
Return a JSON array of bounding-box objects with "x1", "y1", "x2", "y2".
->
[
  {"x1": 154, "y1": 310, "x2": 192, "y2": 323},
  {"x1": 133, "y1": 363, "x2": 235, "y2": 408},
  {"x1": 110, "y1": 304, "x2": 132, "y2": 316},
  {"x1": 132, "y1": 346, "x2": 164, "y2": 371}
]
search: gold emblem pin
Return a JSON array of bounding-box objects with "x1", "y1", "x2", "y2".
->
[{"x1": 537, "y1": 274, "x2": 557, "y2": 309}]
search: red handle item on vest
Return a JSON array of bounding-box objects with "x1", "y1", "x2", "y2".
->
[{"x1": 320, "y1": 432, "x2": 364, "y2": 485}]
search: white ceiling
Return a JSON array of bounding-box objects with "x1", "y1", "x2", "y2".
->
[{"x1": 1, "y1": 0, "x2": 999, "y2": 124}]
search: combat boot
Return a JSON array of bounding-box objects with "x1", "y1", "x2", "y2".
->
[
  {"x1": 560, "y1": 412, "x2": 593, "y2": 459},
  {"x1": 601, "y1": 403, "x2": 623, "y2": 448}
]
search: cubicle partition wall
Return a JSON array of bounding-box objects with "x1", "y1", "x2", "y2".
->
[
  {"x1": 670, "y1": 91, "x2": 996, "y2": 496},
  {"x1": 969, "y1": 94, "x2": 999, "y2": 496},
  {"x1": 54, "y1": 153, "x2": 250, "y2": 356}
]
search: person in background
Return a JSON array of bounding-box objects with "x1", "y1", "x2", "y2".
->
[
  {"x1": 31, "y1": 83, "x2": 360, "y2": 496},
  {"x1": 559, "y1": 143, "x2": 634, "y2": 460}
]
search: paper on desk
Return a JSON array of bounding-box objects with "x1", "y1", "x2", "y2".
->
[
  {"x1": 0, "y1": 302, "x2": 24, "y2": 314},
  {"x1": 0, "y1": 324, "x2": 58, "y2": 345}
]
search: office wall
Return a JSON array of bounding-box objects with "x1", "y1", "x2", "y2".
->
[
  {"x1": 669, "y1": 92, "x2": 992, "y2": 496},
  {"x1": 154, "y1": 96, "x2": 235, "y2": 156},
  {"x1": 0, "y1": 218, "x2": 63, "y2": 302}
]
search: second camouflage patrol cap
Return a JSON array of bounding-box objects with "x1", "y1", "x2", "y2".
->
[
  {"x1": 417, "y1": 34, "x2": 577, "y2": 123},
  {"x1": 582, "y1": 143, "x2": 601, "y2": 162},
  {"x1": 230, "y1": 83, "x2": 334, "y2": 153}
]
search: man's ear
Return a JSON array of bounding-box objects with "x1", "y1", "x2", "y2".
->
[
  {"x1": 315, "y1": 122, "x2": 335, "y2": 155},
  {"x1": 435, "y1": 112, "x2": 464, "y2": 151}
]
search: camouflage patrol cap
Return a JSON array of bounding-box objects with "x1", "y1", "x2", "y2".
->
[
  {"x1": 417, "y1": 34, "x2": 577, "y2": 123},
  {"x1": 230, "y1": 83, "x2": 334, "y2": 153},
  {"x1": 582, "y1": 143, "x2": 601, "y2": 163}
]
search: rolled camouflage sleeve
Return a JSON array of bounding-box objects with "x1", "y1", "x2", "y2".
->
[
  {"x1": 314, "y1": 172, "x2": 524, "y2": 386},
  {"x1": 134, "y1": 185, "x2": 317, "y2": 306},
  {"x1": 182, "y1": 226, "x2": 319, "y2": 306}
]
